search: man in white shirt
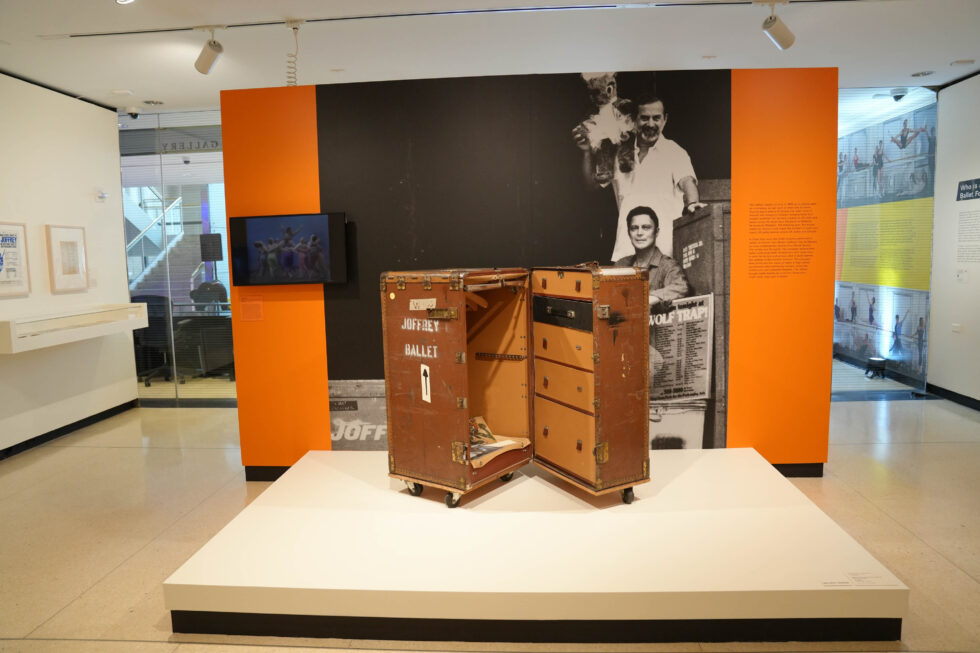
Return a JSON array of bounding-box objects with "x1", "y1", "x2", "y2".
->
[{"x1": 574, "y1": 93, "x2": 705, "y2": 261}]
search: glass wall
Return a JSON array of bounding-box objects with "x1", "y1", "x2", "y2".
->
[
  {"x1": 120, "y1": 111, "x2": 234, "y2": 405},
  {"x1": 833, "y1": 88, "x2": 936, "y2": 394}
]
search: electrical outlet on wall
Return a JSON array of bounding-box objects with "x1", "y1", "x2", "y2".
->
[{"x1": 952, "y1": 323, "x2": 962, "y2": 333}]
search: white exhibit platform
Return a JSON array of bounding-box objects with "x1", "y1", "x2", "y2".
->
[{"x1": 164, "y1": 448, "x2": 908, "y2": 643}]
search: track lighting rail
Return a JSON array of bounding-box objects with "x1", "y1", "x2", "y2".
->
[{"x1": 51, "y1": 0, "x2": 848, "y2": 39}]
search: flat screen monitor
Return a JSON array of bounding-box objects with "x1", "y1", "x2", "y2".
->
[{"x1": 230, "y1": 213, "x2": 347, "y2": 286}]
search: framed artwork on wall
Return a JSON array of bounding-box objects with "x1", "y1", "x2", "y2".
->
[
  {"x1": 0, "y1": 222, "x2": 31, "y2": 298},
  {"x1": 46, "y1": 225, "x2": 89, "y2": 294}
]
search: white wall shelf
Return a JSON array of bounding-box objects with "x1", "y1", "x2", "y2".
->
[{"x1": 0, "y1": 303, "x2": 148, "y2": 354}]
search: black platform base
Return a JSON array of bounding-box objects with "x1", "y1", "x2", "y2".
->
[
  {"x1": 171, "y1": 611, "x2": 901, "y2": 643},
  {"x1": 244, "y1": 465, "x2": 290, "y2": 481},
  {"x1": 773, "y1": 462, "x2": 824, "y2": 478}
]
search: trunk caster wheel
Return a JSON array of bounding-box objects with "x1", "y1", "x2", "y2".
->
[
  {"x1": 500, "y1": 472, "x2": 515, "y2": 483},
  {"x1": 445, "y1": 492, "x2": 462, "y2": 508},
  {"x1": 622, "y1": 487, "x2": 634, "y2": 504},
  {"x1": 406, "y1": 482, "x2": 423, "y2": 496}
]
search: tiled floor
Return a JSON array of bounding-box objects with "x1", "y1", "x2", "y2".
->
[
  {"x1": 830, "y1": 359, "x2": 920, "y2": 394},
  {"x1": 137, "y1": 377, "x2": 237, "y2": 401},
  {"x1": 1, "y1": 401, "x2": 979, "y2": 652}
]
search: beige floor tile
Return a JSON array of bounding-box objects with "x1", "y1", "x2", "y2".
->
[
  {"x1": 28, "y1": 473, "x2": 270, "y2": 642},
  {"x1": 829, "y1": 399, "x2": 980, "y2": 445},
  {"x1": 170, "y1": 635, "x2": 349, "y2": 649},
  {"x1": 699, "y1": 643, "x2": 903, "y2": 652},
  {"x1": 792, "y1": 451, "x2": 980, "y2": 652},
  {"x1": 0, "y1": 445, "x2": 242, "y2": 638},
  {"x1": 825, "y1": 438, "x2": 980, "y2": 569},
  {"x1": 0, "y1": 443, "x2": 103, "y2": 503},
  {"x1": 43, "y1": 408, "x2": 241, "y2": 450},
  {"x1": 899, "y1": 587, "x2": 980, "y2": 652},
  {"x1": 0, "y1": 640, "x2": 178, "y2": 652}
]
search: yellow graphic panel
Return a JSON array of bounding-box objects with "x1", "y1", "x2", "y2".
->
[{"x1": 839, "y1": 197, "x2": 933, "y2": 291}]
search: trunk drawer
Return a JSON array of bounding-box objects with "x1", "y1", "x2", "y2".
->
[{"x1": 533, "y1": 395, "x2": 596, "y2": 483}]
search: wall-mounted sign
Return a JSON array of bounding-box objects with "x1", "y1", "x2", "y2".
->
[
  {"x1": 957, "y1": 178, "x2": 980, "y2": 201},
  {"x1": 119, "y1": 126, "x2": 222, "y2": 156}
]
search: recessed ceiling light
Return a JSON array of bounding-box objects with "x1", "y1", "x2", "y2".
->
[
  {"x1": 116, "y1": 0, "x2": 135, "y2": 5},
  {"x1": 143, "y1": 99, "x2": 164, "y2": 106},
  {"x1": 111, "y1": 89, "x2": 133, "y2": 96},
  {"x1": 702, "y1": 55, "x2": 717, "y2": 60},
  {"x1": 951, "y1": 59, "x2": 975, "y2": 66},
  {"x1": 911, "y1": 70, "x2": 934, "y2": 78}
]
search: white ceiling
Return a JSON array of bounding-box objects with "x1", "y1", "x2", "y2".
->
[
  {"x1": 1, "y1": 0, "x2": 977, "y2": 113},
  {"x1": 837, "y1": 85, "x2": 936, "y2": 137}
]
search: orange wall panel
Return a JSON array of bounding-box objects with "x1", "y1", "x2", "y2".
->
[
  {"x1": 728, "y1": 68, "x2": 837, "y2": 464},
  {"x1": 221, "y1": 86, "x2": 331, "y2": 466}
]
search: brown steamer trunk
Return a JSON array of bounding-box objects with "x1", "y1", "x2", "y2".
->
[
  {"x1": 381, "y1": 265, "x2": 649, "y2": 507},
  {"x1": 530, "y1": 266, "x2": 650, "y2": 499}
]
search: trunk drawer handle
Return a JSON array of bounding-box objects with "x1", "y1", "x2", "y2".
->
[{"x1": 545, "y1": 306, "x2": 575, "y2": 319}]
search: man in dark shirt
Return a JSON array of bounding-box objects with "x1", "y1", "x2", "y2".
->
[
  {"x1": 614, "y1": 205, "x2": 689, "y2": 306},
  {"x1": 615, "y1": 205, "x2": 689, "y2": 384}
]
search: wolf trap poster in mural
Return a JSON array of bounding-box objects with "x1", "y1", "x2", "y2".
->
[{"x1": 317, "y1": 69, "x2": 731, "y2": 452}]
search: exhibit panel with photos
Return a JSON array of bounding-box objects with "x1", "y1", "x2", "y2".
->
[
  {"x1": 221, "y1": 67, "x2": 834, "y2": 474},
  {"x1": 317, "y1": 69, "x2": 732, "y2": 457},
  {"x1": 834, "y1": 98, "x2": 936, "y2": 389}
]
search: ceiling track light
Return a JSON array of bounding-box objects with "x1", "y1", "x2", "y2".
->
[
  {"x1": 756, "y1": 0, "x2": 794, "y2": 51},
  {"x1": 194, "y1": 25, "x2": 225, "y2": 75}
]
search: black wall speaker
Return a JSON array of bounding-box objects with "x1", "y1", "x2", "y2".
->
[{"x1": 200, "y1": 233, "x2": 223, "y2": 262}]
